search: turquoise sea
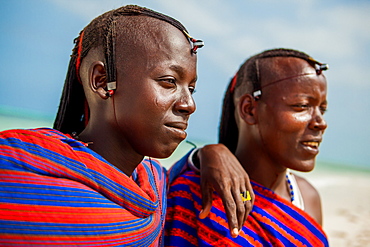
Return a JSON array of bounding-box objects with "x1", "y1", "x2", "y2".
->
[{"x1": 1, "y1": 106, "x2": 369, "y2": 173}]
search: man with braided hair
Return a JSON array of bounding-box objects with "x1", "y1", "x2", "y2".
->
[
  {"x1": 165, "y1": 48, "x2": 329, "y2": 246},
  {"x1": 0, "y1": 5, "x2": 253, "y2": 245}
]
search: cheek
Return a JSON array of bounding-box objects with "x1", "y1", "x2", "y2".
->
[
  {"x1": 280, "y1": 112, "x2": 310, "y2": 134},
  {"x1": 151, "y1": 89, "x2": 179, "y2": 116},
  {"x1": 265, "y1": 111, "x2": 310, "y2": 135},
  {"x1": 293, "y1": 112, "x2": 311, "y2": 123},
  {"x1": 126, "y1": 91, "x2": 170, "y2": 121},
  {"x1": 153, "y1": 95, "x2": 172, "y2": 110}
]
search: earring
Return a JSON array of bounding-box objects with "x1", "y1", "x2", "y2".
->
[
  {"x1": 315, "y1": 63, "x2": 329, "y2": 75},
  {"x1": 106, "y1": 90, "x2": 114, "y2": 97},
  {"x1": 182, "y1": 30, "x2": 204, "y2": 54},
  {"x1": 106, "y1": 81, "x2": 116, "y2": 97}
]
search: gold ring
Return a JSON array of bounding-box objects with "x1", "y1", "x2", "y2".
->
[{"x1": 240, "y1": 191, "x2": 251, "y2": 202}]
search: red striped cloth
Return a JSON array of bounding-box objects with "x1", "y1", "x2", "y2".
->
[
  {"x1": 0, "y1": 128, "x2": 166, "y2": 246},
  {"x1": 165, "y1": 170, "x2": 328, "y2": 247}
]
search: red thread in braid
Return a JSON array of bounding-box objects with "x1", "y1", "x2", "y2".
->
[
  {"x1": 191, "y1": 38, "x2": 198, "y2": 53},
  {"x1": 75, "y1": 31, "x2": 89, "y2": 126},
  {"x1": 75, "y1": 31, "x2": 85, "y2": 84},
  {"x1": 229, "y1": 74, "x2": 238, "y2": 93}
]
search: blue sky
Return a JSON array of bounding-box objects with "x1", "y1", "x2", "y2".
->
[{"x1": 1, "y1": 0, "x2": 369, "y2": 168}]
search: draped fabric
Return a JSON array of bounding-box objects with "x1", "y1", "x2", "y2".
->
[
  {"x1": 165, "y1": 170, "x2": 329, "y2": 247},
  {"x1": 0, "y1": 128, "x2": 167, "y2": 246}
]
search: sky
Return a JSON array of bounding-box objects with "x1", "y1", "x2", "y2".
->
[{"x1": 0, "y1": 0, "x2": 369, "y2": 168}]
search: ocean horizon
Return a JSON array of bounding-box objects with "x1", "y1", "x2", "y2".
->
[{"x1": 1, "y1": 106, "x2": 369, "y2": 172}]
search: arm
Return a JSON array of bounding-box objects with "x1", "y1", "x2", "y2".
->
[{"x1": 195, "y1": 144, "x2": 254, "y2": 238}]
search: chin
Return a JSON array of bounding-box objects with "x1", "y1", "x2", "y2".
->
[
  {"x1": 147, "y1": 143, "x2": 179, "y2": 159},
  {"x1": 293, "y1": 159, "x2": 316, "y2": 172}
]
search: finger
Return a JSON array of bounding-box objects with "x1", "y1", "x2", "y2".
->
[
  {"x1": 244, "y1": 178, "x2": 255, "y2": 218},
  {"x1": 243, "y1": 199, "x2": 252, "y2": 224},
  {"x1": 242, "y1": 191, "x2": 253, "y2": 225},
  {"x1": 199, "y1": 186, "x2": 213, "y2": 219},
  {"x1": 239, "y1": 184, "x2": 248, "y2": 229},
  {"x1": 233, "y1": 187, "x2": 246, "y2": 232},
  {"x1": 200, "y1": 169, "x2": 214, "y2": 219},
  {"x1": 218, "y1": 188, "x2": 240, "y2": 238}
]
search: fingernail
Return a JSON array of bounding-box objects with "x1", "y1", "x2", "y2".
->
[
  {"x1": 231, "y1": 228, "x2": 239, "y2": 238},
  {"x1": 199, "y1": 210, "x2": 205, "y2": 219}
]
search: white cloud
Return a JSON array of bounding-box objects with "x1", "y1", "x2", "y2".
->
[
  {"x1": 49, "y1": 0, "x2": 370, "y2": 89},
  {"x1": 188, "y1": 1, "x2": 370, "y2": 87},
  {"x1": 155, "y1": 0, "x2": 236, "y2": 38},
  {"x1": 50, "y1": 0, "x2": 127, "y2": 21}
]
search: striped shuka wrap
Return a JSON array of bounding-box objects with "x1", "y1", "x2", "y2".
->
[
  {"x1": 0, "y1": 128, "x2": 167, "y2": 246},
  {"x1": 165, "y1": 169, "x2": 329, "y2": 247}
]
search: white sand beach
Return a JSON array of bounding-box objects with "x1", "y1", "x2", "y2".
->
[{"x1": 299, "y1": 165, "x2": 370, "y2": 247}]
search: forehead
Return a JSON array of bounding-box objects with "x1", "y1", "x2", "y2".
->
[
  {"x1": 261, "y1": 57, "x2": 314, "y2": 82},
  {"x1": 114, "y1": 16, "x2": 193, "y2": 65},
  {"x1": 261, "y1": 57, "x2": 327, "y2": 100},
  {"x1": 113, "y1": 16, "x2": 197, "y2": 83},
  {"x1": 263, "y1": 76, "x2": 328, "y2": 104}
]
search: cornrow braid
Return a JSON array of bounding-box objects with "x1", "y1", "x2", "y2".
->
[
  {"x1": 54, "y1": 5, "x2": 199, "y2": 134},
  {"x1": 219, "y1": 76, "x2": 239, "y2": 153},
  {"x1": 219, "y1": 48, "x2": 328, "y2": 153}
]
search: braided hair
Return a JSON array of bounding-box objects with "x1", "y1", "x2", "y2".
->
[
  {"x1": 54, "y1": 5, "x2": 194, "y2": 134},
  {"x1": 219, "y1": 48, "x2": 328, "y2": 153}
]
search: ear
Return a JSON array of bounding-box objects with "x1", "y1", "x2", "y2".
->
[
  {"x1": 89, "y1": 61, "x2": 109, "y2": 99},
  {"x1": 238, "y1": 94, "x2": 257, "y2": 125}
]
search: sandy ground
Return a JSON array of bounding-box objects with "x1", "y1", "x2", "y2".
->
[{"x1": 299, "y1": 165, "x2": 370, "y2": 247}]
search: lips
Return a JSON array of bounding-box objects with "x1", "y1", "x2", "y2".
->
[
  {"x1": 165, "y1": 122, "x2": 188, "y2": 131},
  {"x1": 300, "y1": 139, "x2": 322, "y2": 156},
  {"x1": 164, "y1": 122, "x2": 188, "y2": 139},
  {"x1": 301, "y1": 141, "x2": 320, "y2": 149}
]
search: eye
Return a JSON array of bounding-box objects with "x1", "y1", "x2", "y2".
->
[
  {"x1": 189, "y1": 86, "x2": 196, "y2": 95},
  {"x1": 320, "y1": 106, "x2": 327, "y2": 115},
  {"x1": 161, "y1": 78, "x2": 176, "y2": 84},
  {"x1": 158, "y1": 77, "x2": 176, "y2": 88},
  {"x1": 292, "y1": 104, "x2": 309, "y2": 111}
]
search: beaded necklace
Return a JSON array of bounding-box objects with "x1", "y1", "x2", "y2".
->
[{"x1": 285, "y1": 173, "x2": 295, "y2": 203}]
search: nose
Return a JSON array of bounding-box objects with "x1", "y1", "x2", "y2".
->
[
  {"x1": 174, "y1": 88, "x2": 196, "y2": 116},
  {"x1": 309, "y1": 108, "x2": 327, "y2": 131}
]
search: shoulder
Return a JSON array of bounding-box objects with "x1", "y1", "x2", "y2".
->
[
  {"x1": 0, "y1": 128, "x2": 87, "y2": 164},
  {"x1": 166, "y1": 170, "x2": 201, "y2": 216},
  {"x1": 295, "y1": 175, "x2": 320, "y2": 199},
  {"x1": 170, "y1": 170, "x2": 200, "y2": 184},
  {"x1": 295, "y1": 174, "x2": 323, "y2": 225},
  {"x1": 0, "y1": 128, "x2": 83, "y2": 157},
  {"x1": 168, "y1": 170, "x2": 200, "y2": 193},
  {"x1": 0, "y1": 128, "x2": 68, "y2": 143}
]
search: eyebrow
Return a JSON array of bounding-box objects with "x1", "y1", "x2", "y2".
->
[{"x1": 289, "y1": 94, "x2": 328, "y2": 103}]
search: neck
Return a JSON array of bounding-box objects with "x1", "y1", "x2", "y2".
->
[
  {"x1": 235, "y1": 144, "x2": 290, "y2": 200},
  {"x1": 77, "y1": 127, "x2": 143, "y2": 176}
]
